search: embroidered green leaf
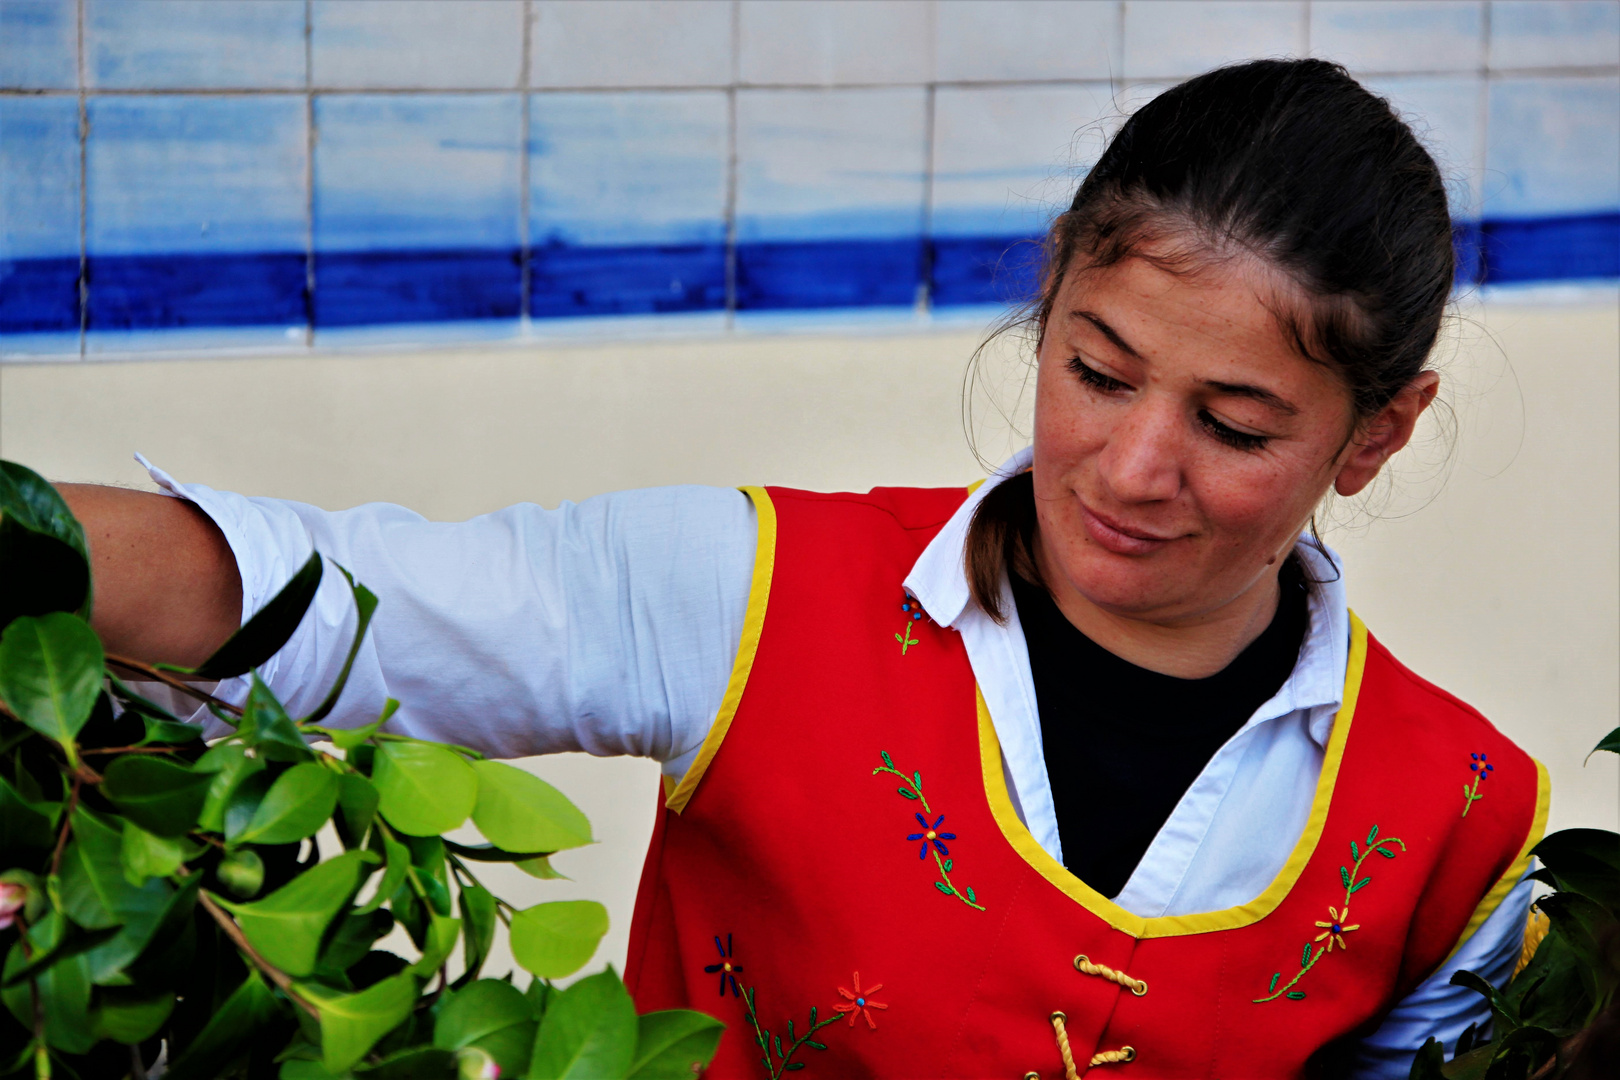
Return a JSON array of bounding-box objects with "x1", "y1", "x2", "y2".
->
[
  {"x1": 898, "y1": 787, "x2": 918, "y2": 800},
  {"x1": 1301, "y1": 943, "x2": 1311, "y2": 967},
  {"x1": 1287, "y1": 991, "x2": 1306, "y2": 1000},
  {"x1": 966, "y1": 886, "x2": 976, "y2": 904},
  {"x1": 1464, "y1": 783, "x2": 1473, "y2": 797},
  {"x1": 1351, "y1": 877, "x2": 1371, "y2": 893},
  {"x1": 880, "y1": 751, "x2": 894, "y2": 769},
  {"x1": 942, "y1": 858, "x2": 953, "y2": 872},
  {"x1": 786, "y1": 1064, "x2": 806, "y2": 1072},
  {"x1": 1367, "y1": 825, "x2": 1379, "y2": 844},
  {"x1": 806, "y1": 1040, "x2": 827, "y2": 1051},
  {"x1": 934, "y1": 882, "x2": 951, "y2": 895},
  {"x1": 786, "y1": 1018, "x2": 795, "y2": 1041},
  {"x1": 912, "y1": 770, "x2": 922, "y2": 792},
  {"x1": 1350, "y1": 840, "x2": 1360, "y2": 862},
  {"x1": 773, "y1": 1034, "x2": 783, "y2": 1059},
  {"x1": 808, "y1": 1005, "x2": 817, "y2": 1025},
  {"x1": 1375, "y1": 846, "x2": 1397, "y2": 858},
  {"x1": 1340, "y1": 866, "x2": 1352, "y2": 889},
  {"x1": 1268, "y1": 973, "x2": 1280, "y2": 992}
]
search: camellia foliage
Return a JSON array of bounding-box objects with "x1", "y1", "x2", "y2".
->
[{"x1": 0, "y1": 461, "x2": 723, "y2": 1079}]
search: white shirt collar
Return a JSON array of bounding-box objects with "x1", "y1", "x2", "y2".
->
[{"x1": 903, "y1": 447, "x2": 1350, "y2": 749}]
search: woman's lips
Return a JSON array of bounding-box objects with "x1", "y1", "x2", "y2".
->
[{"x1": 1079, "y1": 502, "x2": 1180, "y2": 556}]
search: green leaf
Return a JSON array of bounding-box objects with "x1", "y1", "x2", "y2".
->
[
  {"x1": 942, "y1": 858, "x2": 952, "y2": 872},
  {"x1": 301, "y1": 565, "x2": 379, "y2": 725},
  {"x1": 299, "y1": 972, "x2": 419, "y2": 1074},
  {"x1": 120, "y1": 819, "x2": 187, "y2": 884},
  {"x1": 880, "y1": 751, "x2": 893, "y2": 768},
  {"x1": 322, "y1": 698, "x2": 398, "y2": 752},
  {"x1": 0, "y1": 911, "x2": 95, "y2": 1054},
  {"x1": 373, "y1": 739, "x2": 477, "y2": 836},
  {"x1": 1350, "y1": 840, "x2": 1360, "y2": 862},
  {"x1": 471, "y1": 760, "x2": 594, "y2": 854},
  {"x1": 1531, "y1": 828, "x2": 1620, "y2": 910},
  {"x1": 1367, "y1": 825, "x2": 1378, "y2": 845},
  {"x1": 101, "y1": 754, "x2": 214, "y2": 837},
  {"x1": 1375, "y1": 846, "x2": 1397, "y2": 858},
  {"x1": 1301, "y1": 942, "x2": 1311, "y2": 967},
  {"x1": 528, "y1": 967, "x2": 637, "y2": 1080},
  {"x1": 457, "y1": 883, "x2": 497, "y2": 986},
  {"x1": 0, "y1": 612, "x2": 103, "y2": 755},
  {"x1": 335, "y1": 772, "x2": 380, "y2": 849},
  {"x1": 897, "y1": 788, "x2": 918, "y2": 800},
  {"x1": 235, "y1": 762, "x2": 341, "y2": 846},
  {"x1": 0, "y1": 460, "x2": 93, "y2": 624},
  {"x1": 195, "y1": 740, "x2": 266, "y2": 833},
  {"x1": 444, "y1": 838, "x2": 552, "y2": 862},
  {"x1": 56, "y1": 807, "x2": 176, "y2": 980},
  {"x1": 934, "y1": 882, "x2": 951, "y2": 895},
  {"x1": 408, "y1": 911, "x2": 462, "y2": 976},
  {"x1": 0, "y1": 773, "x2": 54, "y2": 851},
  {"x1": 213, "y1": 849, "x2": 377, "y2": 978},
  {"x1": 90, "y1": 987, "x2": 175, "y2": 1044},
  {"x1": 356, "y1": 1046, "x2": 457, "y2": 1079},
  {"x1": 216, "y1": 847, "x2": 266, "y2": 898},
  {"x1": 187, "y1": 550, "x2": 323, "y2": 681},
  {"x1": 357, "y1": 828, "x2": 410, "y2": 916},
  {"x1": 0, "y1": 923, "x2": 119, "y2": 990},
  {"x1": 517, "y1": 856, "x2": 570, "y2": 880},
  {"x1": 1339, "y1": 866, "x2": 1352, "y2": 889},
  {"x1": 224, "y1": 768, "x2": 275, "y2": 842},
  {"x1": 1286, "y1": 991, "x2": 1306, "y2": 1001},
  {"x1": 1591, "y1": 725, "x2": 1620, "y2": 758},
  {"x1": 626, "y1": 1010, "x2": 725, "y2": 1079},
  {"x1": 435, "y1": 978, "x2": 537, "y2": 1074},
  {"x1": 510, "y1": 900, "x2": 610, "y2": 980},
  {"x1": 241, "y1": 675, "x2": 314, "y2": 762},
  {"x1": 1350, "y1": 877, "x2": 1371, "y2": 893},
  {"x1": 140, "y1": 714, "x2": 202, "y2": 745},
  {"x1": 912, "y1": 770, "x2": 922, "y2": 791},
  {"x1": 319, "y1": 907, "x2": 395, "y2": 975}
]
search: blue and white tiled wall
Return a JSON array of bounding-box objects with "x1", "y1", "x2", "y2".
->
[{"x1": 1, "y1": 0, "x2": 1616, "y2": 358}]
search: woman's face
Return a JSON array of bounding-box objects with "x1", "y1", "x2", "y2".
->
[{"x1": 1032, "y1": 249, "x2": 1427, "y2": 629}]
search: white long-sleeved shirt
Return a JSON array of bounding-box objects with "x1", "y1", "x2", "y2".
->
[{"x1": 140, "y1": 449, "x2": 1531, "y2": 1078}]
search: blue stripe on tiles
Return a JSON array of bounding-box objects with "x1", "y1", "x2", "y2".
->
[
  {"x1": 929, "y1": 235, "x2": 1043, "y2": 308},
  {"x1": 529, "y1": 242, "x2": 726, "y2": 318},
  {"x1": 0, "y1": 257, "x2": 79, "y2": 333},
  {"x1": 1482, "y1": 213, "x2": 1620, "y2": 285},
  {"x1": 88, "y1": 251, "x2": 305, "y2": 330},
  {"x1": 734, "y1": 238, "x2": 923, "y2": 310},
  {"x1": 314, "y1": 248, "x2": 521, "y2": 327},
  {"x1": 1452, "y1": 222, "x2": 1485, "y2": 286}
]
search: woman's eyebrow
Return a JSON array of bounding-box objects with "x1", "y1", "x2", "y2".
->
[
  {"x1": 1071, "y1": 310, "x2": 1141, "y2": 359},
  {"x1": 1202, "y1": 379, "x2": 1299, "y2": 415}
]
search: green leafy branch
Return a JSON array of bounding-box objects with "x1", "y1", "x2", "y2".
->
[
  {"x1": 741, "y1": 985, "x2": 839, "y2": 1078},
  {"x1": 872, "y1": 751, "x2": 983, "y2": 911}
]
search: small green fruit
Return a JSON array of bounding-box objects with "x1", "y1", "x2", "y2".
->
[{"x1": 216, "y1": 849, "x2": 265, "y2": 898}]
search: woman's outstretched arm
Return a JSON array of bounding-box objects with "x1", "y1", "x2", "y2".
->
[{"x1": 57, "y1": 482, "x2": 243, "y2": 668}]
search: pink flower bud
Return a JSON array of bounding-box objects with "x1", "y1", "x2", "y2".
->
[{"x1": 0, "y1": 882, "x2": 26, "y2": 931}]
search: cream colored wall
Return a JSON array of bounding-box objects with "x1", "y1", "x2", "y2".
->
[{"x1": 2, "y1": 297, "x2": 1616, "y2": 977}]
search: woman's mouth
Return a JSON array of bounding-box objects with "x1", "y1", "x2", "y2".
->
[{"x1": 1079, "y1": 502, "x2": 1181, "y2": 556}]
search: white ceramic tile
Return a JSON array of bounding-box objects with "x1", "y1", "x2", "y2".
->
[
  {"x1": 735, "y1": 87, "x2": 928, "y2": 240},
  {"x1": 1363, "y1": 75, "x2": 1485, "y2": 218},
  {"x1": 86, "y1": 0, "x2": 305, "y2": 89},
  {"x1": 738, "y1": 0, "x2": 932, "y2": 86},
  {"x1": 1489, "y1": 1, "x2": 1620, "y2": 71},
  {"x1": 86, "y1": 95, "x2": 307, "y2": 255},
  {"x1": 935, "y1": 0, "x2": 1119, "y2": 82},
  {"x1": 1310, "y1": 1, "x2": 1485, "y2": 74},
  {"x1": 530, "y1": 91, "x2": 727, "y2": 245},
  {"x1": 0, "y1": 0, "x2": 77, "y2": 88},
  {"x1": 1485, "y1": 75, "x2": 1620, "y2": 217},
  {"x1": 529, "y1": 0, "x2": 731, "y2": 88},
  {"x1": 931, "y1": 83, "x2": 1120, "y2": 237},
  {"x1": 1123, "y1": 1, "x2": 1306, "y2": 80},
  {"x1": 1, "y1": 95, "x2": 79, "y2": 260},
  {"x1": 311, "y1": 0, "x2": 524, "y2": 89},
  {"x1": 314, "y1": 94, "x2": 523, "y2": 250}
]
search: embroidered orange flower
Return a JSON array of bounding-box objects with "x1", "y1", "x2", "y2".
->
[
  {"x1": 833, "y1": 971, "x2": 888, "y2": 1029},
  {"x1": 1314, "y1": 906, "x2": 1361, "y2": 952}
]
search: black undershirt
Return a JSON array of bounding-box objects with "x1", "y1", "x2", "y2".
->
[{"x1": 1010, "y1": 556, "x2": 1309, "y2": 899}]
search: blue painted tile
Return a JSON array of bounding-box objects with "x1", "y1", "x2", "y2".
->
[
  {"x1": 735, "y1": 87, "x2": 927, "y2": 310},
  {"x1": 530, "y1": 1, "x2": 731, "y2": 88},
  {"x1": 1311, "y1": 2, "x2": 1484, "y2": 73},
  {"x1": 312, "y1": 0, "x2": 523, "y2": 89},
  {"x1": 85, "y1": 95, "x2": 307, "y2": 331},
  {"x1": 0, "y1": 0, "x2": 77, "y2": 89},
  {"x1": 86, "y1": 0, "x2": 305, "y2": 89},
  {"x1": 1489, "y1": 1, "x2": 1620, "y2": 71},
  {"x1": 1123, "y1": 1, "x2": 1307, "y2": 81},
  {"x1": 936, "y1": 1, "x2": 1119, "y2": 83},
  {"x1": 1482, "y1": 213, "x2": 1620, "y2": 282},
  {"x1": 1, "y1": 96, "x2": 79, "y2": 338},
  {"x1": 528, "y1": 91, "x2": 726, "y2": 317},
  {"x1": 313, "y1": 94, "x2": 522, "y2": 326},
  {"x1": 1486, "y1": 76, "x2": 1620, "y2": 218},
  {"x1": 738, "y1": 0, "x2": 932, "y2": 86}
]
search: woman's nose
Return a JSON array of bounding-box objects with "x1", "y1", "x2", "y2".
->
[{"x1": 1096, "y1": 399, "x2": 1184, "y2": 504}]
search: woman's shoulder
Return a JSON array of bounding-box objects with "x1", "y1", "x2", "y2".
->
[{"x1": 764, "y1": 483, "x2": 972, "y2": 534}]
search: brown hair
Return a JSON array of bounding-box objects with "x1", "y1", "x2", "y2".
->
[{"x1": 964, "y1": 59, "x2": 1455, "y2": 621}]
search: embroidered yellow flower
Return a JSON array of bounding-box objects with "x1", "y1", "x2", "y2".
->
[{"x1": 1314, "y1": 906, "x2": 1361, "y2": 952}]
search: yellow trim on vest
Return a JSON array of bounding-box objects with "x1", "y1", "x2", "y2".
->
[
  {"x1": 1443, "y1": 757, "x2": 1551, "y2": 963},
  {"x1": 967, "y1": 478, "x2": 987, "y2": 494},
  {"x1": 977, "y1": 611, "x2": 1371, "y2": 939},
  {"x1": 664, "y1": 486, "x2": 778, "y2": 814}
]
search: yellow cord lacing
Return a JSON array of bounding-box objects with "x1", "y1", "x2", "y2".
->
[
  {"x1": 1073, "y1": 954, "x2": 1148, "y2": 996},
  {"x1": 1029, "y1": 1012, "x2": 1135, "y2": 1079}
]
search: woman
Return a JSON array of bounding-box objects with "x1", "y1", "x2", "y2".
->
[{"x1": 69, "y1": 60, "x2": 1544, "y2": 1078}]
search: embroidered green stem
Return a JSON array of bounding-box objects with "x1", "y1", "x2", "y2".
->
[
  {"x1": 1462, "y1": 775, "x2": 1484, "y2": 817},
  {"x1": 1253, "y1": 825, "x2": 1406, "y2": 1003},
  {"x1": 872, "y1": 751, "x2": 984, "y2": 911},
  {"x1": 742, "y1": 985, "x2": 839, "y2": 1078},
  {"x1": 894, "y1": 622, "x2": 920, "y2": 655}
]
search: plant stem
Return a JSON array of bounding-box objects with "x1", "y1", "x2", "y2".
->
[
  {"x1": 104, "y1": 655, "x2": 242, "y2": 716},
  {"x1": 16, "y1": 918, "x2": 49, "y2": 1080},
  {"x1": 930, "y1": 848, "x2": 984, "y2": 911},
  {"x1": 741, "y1": 986, "x2": 838, "y2": 1079},
  {"x1": 48, "y1": 778, "x2": 81, "y2": 878},
  {"x1": 870, "y1": 765, "x2": 930, "y2": 814},
  {"x1": 1252, "y1": 944, "x2": 1324, "y2": 1003},
  {"x1": 197, "y1": 890, "x2": 321, "y2": 1020}
]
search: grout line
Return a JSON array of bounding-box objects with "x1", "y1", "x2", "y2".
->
[
  {"x1": 519, "y1": 0, "x2": 533, "y2": 329},
  {"x1": 76, "y1": 0, "x2": 87, "y2": 358},
  {"x1": 723, "y1": 0, "x2": 740, "y2": 329},
  {"x1": 303, "y1": 0, "x2": 315, "y2": 347},
  {"x1": 918, "y1": 81, "x2": 935, "y2": 314}
]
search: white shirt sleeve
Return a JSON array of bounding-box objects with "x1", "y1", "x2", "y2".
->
[
  {"x1": 139, "y1": 458, "x2": 754, "y2": 764},
  {"x1": 1347, "y1": 876, "x2": 1534, "y2": 1077}
]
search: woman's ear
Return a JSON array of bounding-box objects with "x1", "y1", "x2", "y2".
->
[{"x1": 1333, "y1": 370, "x2": 1441, "y2": 497}]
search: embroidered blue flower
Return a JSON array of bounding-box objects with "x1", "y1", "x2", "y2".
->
[
  {"x1": 703, "y1": 933, "x2": 743, "y2": 997},
  {"x1": 1470, "y1": 752, "x2": 1494, "y2": 780},
  {"x1": 906, "y1": 813, "x2": 955, "y2": 859}
]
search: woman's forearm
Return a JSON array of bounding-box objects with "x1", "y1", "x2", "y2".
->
[{"x1": 56, "y1": 483, "x2": 242, "y2": 668}]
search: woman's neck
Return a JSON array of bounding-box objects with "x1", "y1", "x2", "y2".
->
[{"x1": 1030, "y1": 546, "x2": 1285, "y2": 680}]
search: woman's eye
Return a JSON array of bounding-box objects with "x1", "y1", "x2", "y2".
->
[
  {"x1": 1199, "y1": 410, "x2": 1271, "y2": 451},
  {"x1": 1067, "y1": 356, "x2": 1129, "y2": 393}
]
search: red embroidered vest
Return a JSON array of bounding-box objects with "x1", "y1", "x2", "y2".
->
[{"x1": 625, "y1": 486, "x2": 1548, "y2": 1079}]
